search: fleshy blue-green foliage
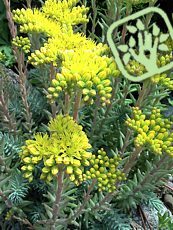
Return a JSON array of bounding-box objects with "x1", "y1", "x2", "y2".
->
[
  {"x1": 91, "y1": 209, "x2": 132, "y2": 230},
  {"x1": 116, "y1": 159, "x2": 173, "y2": 210},
  {"x1": 0, "y1": 132, "x2": 23, "y2": 157},
  {"x1": 8, "y1": 172, "x2": 29, "y2": 205}
]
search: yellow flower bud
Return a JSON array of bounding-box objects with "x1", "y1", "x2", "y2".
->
[
  {"x1": 45, "y1": 158, "x2": 55, "y2": 167},
  {"x1": 77, "y1": 81, "x2": 85, "y2": 88},
  {"x1": 42, "y1": 167, "x2": 50, "y2": 174},
  {"x1": 66, "y1": 166, "x2": 73, "y2": 174},
  {"x1": 82, "y1": 152, "x2": 92, "y2": 158},
  {"x1": 48, "y1": 87, "x2": 56, "y2": 93},
  {"x1": 69, "y1": 175, "x2": 75, "y2": 181},
  {"x1": 148, "y1": 131, "x2": 155, "y2": 139},
  {"x1": 55, "y1": 156, "x2": 63, "y2": 164},
  {"x1": 27, "y1": 165, "x2": 34, "y2": 171},
  {"x1": 99, "y1": 167, "x2": 105, "y2": 173},
  {"x1": 21, "y1": 165, "x2": 27, "y2": 171},
  {"x1": 63, "y1": 157, "x2": 70, "y2": 165},
  {"x1": 75, "y1": 168, "x2": 82, "y2": 175},
  {"x1": 31, "y1": 156, "x2": 39, "y2": 164},
  {"x1": 157, "y1": 133, "x2": 164, "y2": 140},
  {"x1": 23, "y1": 157, "x2": 31, "y2": 164},
  {"x1": 73, "y1": 159, "x2": 81, "y2": 167},
  {"x1": 52, "y1": 79, "x2": 59, "y2": 87},
  {"x1": 24, "y1": 172, "x2": 32, "y2": 179},
  {"x1": 153, "y1": 125, "x2": 160, "y2": 132},
  {"x1": 143, "y1": 125, "x2": 149, "y2": 132},
  {"x1": 51, "y1": 166, "x2": 58, "y2": 175},
  {"x1": 47, "y1": 173, "x2": 53, "y2": 182}
]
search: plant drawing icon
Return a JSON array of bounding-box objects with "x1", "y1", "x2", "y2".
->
[{"x1": 107, "y1": 7, "x2": 173, "y2": 82}]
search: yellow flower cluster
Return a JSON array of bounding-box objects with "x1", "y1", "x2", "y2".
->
[
  {"x1": 126, "y1": 107, "x2": 173, "y2": 156},
  {"x1": 42, "y1": 0, "x2": 89, "y2": 27},
  {"x1": 13, "y1": 8, "x2": 62, "y2": 36},
  {"x1": 12, "y1": 36, "x2": 31, "y2": 53},
  {"x1": 126, "y1": 60, "x2": 146, "y2": 76},
  {"x1": 13, "y1": 0, "x2": 120, "y2": 106},
  {"x1": 151, "y1": 54, "x2": 173, "y2": 90},
  {"x1": 83, "y1": 149, "x2": 125, "y2": 192},
  {"x1": 28, "y1": 33, "x2": 98, "y2": 66},
  {"x1": 48, "y1": 52, "x2": 119, "y2": 105},
  {"x1": 151, "y1": 73, "x2": 173, "y2": 90},
  {"x1": 157, "y1": 53, "x2": 173, "y2": 67},
  {"x1": 20, "y1": 115, "x2": 92, "y2": 184}
]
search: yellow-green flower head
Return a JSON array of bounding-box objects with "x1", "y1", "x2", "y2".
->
[
  {"x1": 48, "y1": 50, "x2": 120, "y2": 105},
  {"x1": 12, "y1": 36, "x2": 31, "y2": 53},
  {"x1": 126, "y1": 107, "x2": 173, "y2": 156},
  {"x1": 20, "y1": 115, "x2": 92, "y2": 184},
  {"x1": 28, "y1": 33, "x2": 97, "y2": 66},
  {"x1": 151, "y1": 73, "x2": 173, "y2": 91},
  {"x1": 157, "y1": 53, "x2": 173, "y2": 67},
  {"x1": 13, "y1": 8, "x2": 62, "y2": 36},
  {"x1": 13, "y1": 0, "x2": 88, "y2": 37},
  {"x1": 151, "y1": 53, "x2": 173, "y2": 90},
  {"x1": 126, "y1": 60, "x2": 146, "y2": 76},
  {"x1": 42, "y1": 0, "x2": 89, "y2": 27},
  {"x1": 83, "y1": 149, "x2": 125, "y2": 192}
]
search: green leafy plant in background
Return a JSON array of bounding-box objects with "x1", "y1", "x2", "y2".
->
[{"x1": 1, "y1": 0, "x2": 173, "y2": 229}]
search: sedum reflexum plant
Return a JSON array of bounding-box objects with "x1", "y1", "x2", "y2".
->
[{"x1": 1, "y1": 0, "x2": 173, "y2": 229}]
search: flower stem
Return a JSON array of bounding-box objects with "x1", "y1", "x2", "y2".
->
[
  {"x1": 90, "y1": 95, "x2": 100, "y2": 136},
  {"x1": 50, "y1": 168, "x2": 64, "y2": 230},
  {"x1": 50, "y1": 63, "x2": 57, "y2": 118},
  {"x1": 4, "y1": 1, "x2": 33, "y2": 132},
  {"x1": 67, "y1": 178, "x2": 97, "y2": 225},
  {"x1": 121, "y1": 5, "x2": 132, "y2": 43},
  {"x1": 90, "y1": 0, "x2": 97, "y2": 39},
  {"x1": 73, "y1": 90, "x2": 82, "y2": 122},
  {"x1": 135, "y1": 79, "x2": 151, "y2": 108},
  {"x1": 64, "y1": 93, "x2": 70, "y2": 115},
  {"x1": 0, "y1": 89, "x2": 16, "y2": 134},
  {"x1": 3, "y1": 0, "x2": 17, "y2": 39},
  {"x1": 26, "y1": 0, "x2": 32, "y2": 8},
  {"x1": 17, "y1": 52, "x2": 33, "y2": 132},
  {"x1": 123, "y1": 146, "x2": 143, "y2": 175}
]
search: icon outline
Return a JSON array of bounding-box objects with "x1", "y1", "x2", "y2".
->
[{"x1": 107, "y1": 7, "x2": 173, "y2": 82}]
